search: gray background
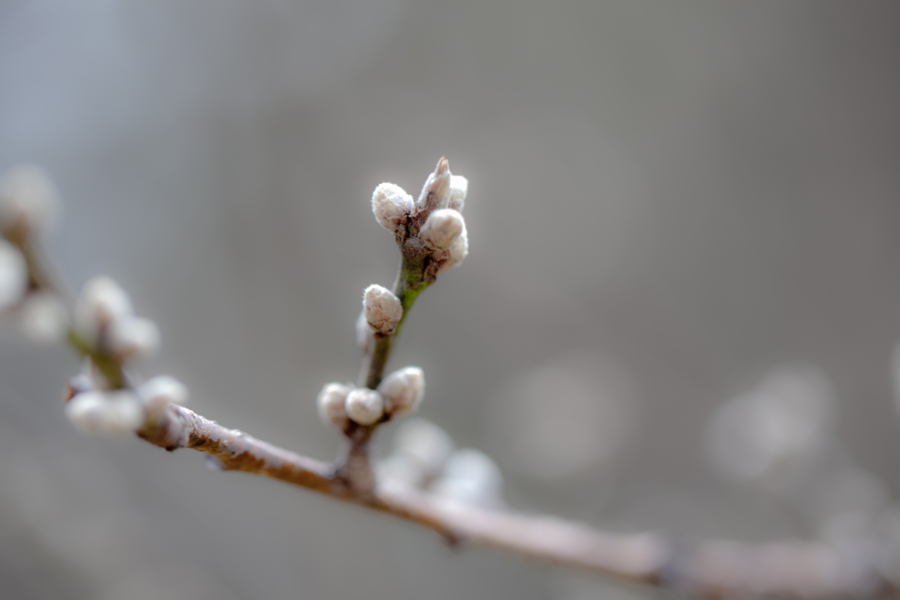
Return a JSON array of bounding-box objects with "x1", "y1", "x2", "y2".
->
[{"x1": 1, "y1": 1, "x2": 899, "y2": 598}]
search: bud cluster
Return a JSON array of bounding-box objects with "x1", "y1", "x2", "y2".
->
[
  {"x1": 371, "y1": 157, "x2": 469, "y2": 276},
  {"x1": 65, "y1": 374, "x2": 189, "y2": 435},
  {"x1": 75, "y1": 275, "x2": 160, "y2": 365},
  {"x1": 378, "y1": 418, "x2": 504, "y2": 508},
  {"x1": 317, "y1": 366, "x2": 426, "y2": 429},
  {"x1": 0, "y1": 167, "x2": 70, "y2": 341}
]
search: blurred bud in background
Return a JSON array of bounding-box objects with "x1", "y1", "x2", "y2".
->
[
  {"x1": 705, "y1": 363, "x2": 838, "y2": 492},
  {"x1": 485, "y1": 351, "x2": 640, "y2": 490}
]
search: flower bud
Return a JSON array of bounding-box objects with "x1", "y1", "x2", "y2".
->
[
  {"x1": 417, "y1": 157, "x2": 452, "y2": 213},
  {"x1": 431, "y1": 448, "x2": 504, "y2": 508},
  {"x1": 393, "y1": 418, "x2": 455, "y2": 478},
  {"x1": 19, "y1": 292, "x2": 70, "y2": 343},
  {"x1": 317, "y1": 382, "x2": 351, "y2": 428},
  {"x1": 345, "y1": 388, "x2": 384, "y2": 425},
  {"x1": 65, "y1": 390, "x2": 145, "y2": 435},
  {"x1": 372, "y1": 182, "x2": 414, "y2": 236},
  {"x1": 448, "y1": 175, "x2": 468, "y2": 212},
  {"x1": 75, "y1": 276, "x2": 133, "y2": 340},
  {"x1": 0, "y1": 164, "x2": 60, "y2": 240},
  {"x1": 378, "y1": 366, "x2": 425, "y2": 418},
  {"x1": 0, "y1": 240, "x2": 27, "y2": 309},
  {"x1": 363, "y1": 284, "x2": 402, "y2": 335},
  {"x1": 436, "y1": 225, "x2": 468, "y2": 274},
  {"x1": 419, "y1": 209, "x2": 464, "y2": 251},
  {"x1": 139, "y1": 376, "x2": 188, "y2": 416},
  {"x1": 106, "y1": 316, "x2": 160, "y2": 361}
]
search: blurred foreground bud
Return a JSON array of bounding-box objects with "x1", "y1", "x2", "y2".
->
[
  {"x1": 448, "y1": 175, "x2": 468, "y2": 212},
  {"x1": 19, "y1": 292, "x2": 69, "y2": 343},
  {"x1": 345, "y1": 388, "x2": 384, "y2": 425},
  {"x1": 139, "y1": 376, "x2": 188, "y2": 415},
  {"x1": 0, "y1": 165, "x2": 60, "y2": 240},
  {"x1": 393, "y1": 418, "x2": 454, "y2": 478},
  {"x1": 355, "y1": 308, "x2": 372, "y2": 349},
  {"x1": 431, "y1": 448, "x2": 504, "y2": 508},
  {"x1": 0, "y1": 240, "x2": 27, "y2": 309},
  {"x1": 106, "y1": 316, "x2": 160, "y2": 362},
  {"x1": 378, "y1": 366, "x2": 425, "y2": 418},
  {"x1": 363, "y1": 284, "x2": 402, "y2": 335},
  {"x1": 417, "y1": 157, "x2": 451, "y2": 213},
  {"x1": 65, "y1": 390, "x2": 144, "y2": 435},
  {"x1": 705, "y1": 363, "x2": 836, "y2": 486},
  {"x1": 75, "y1": 276, "x2": 133, "y2": 339},
  {"x1": 317, "y1": 382, "x2": 351, "y2": 428},
  {"x1": 419, "y1": 209, "x2": 464, "y2": 251},
  {"x1": 372, "y1": 182, "x2": 414, "y2": 236}
]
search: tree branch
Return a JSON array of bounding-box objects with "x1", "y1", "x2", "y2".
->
[{"x1": 134, "y1": 400, "x2": 897, "y2": 599}]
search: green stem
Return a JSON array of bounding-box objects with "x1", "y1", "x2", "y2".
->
[{"x1": 361, "y1": 253, "x2": 431, "y2": 390}]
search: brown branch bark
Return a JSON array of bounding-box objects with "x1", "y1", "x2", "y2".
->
[{"x1": 134, "y1": 401, "x2": 896, "y2": 600}]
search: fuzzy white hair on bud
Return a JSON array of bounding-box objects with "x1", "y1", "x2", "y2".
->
[
  {"x1": 417, "y1": 157, "x2": 452, "y2": 213},
  {"x1": 436, "y1": 225, "x2": 469, "y2": 274},
  {"x1": 431, "y1": 448, "x2": 504, "y2": 508},
  {"x1": 74, "y1": 276, "x2": 133, "y2": 340},
  {"x1": 0, "y1": 164, "x2": 60, "y2": 239},
  {"x1": 393, "y1": 418, "x2": 455, "y2": 478},
  {"x1": 0, "y1": 240, "x2": 27, "y2": 310},
  {"x1": 378, "y1": 366, "x2": 425, "y2": 418},
  {"x1": 345, "y1": 388, "x2": 384, "y2": 425},
  {"x1": 448, "y1": 175, "x2": 468, "y2": 212},
  {"x1": 65, "y1": 390, "x2": 145, "y2": 435},
  {"x1": 317, "y1": 382, "x2": 351, "y2": 428},
  {"x1": 18, "y1": 292, "x2": 70, "y2": 343},
  {"x1": 372, "y1": 182, "x2": 414, "y2": 236},
  {"x1": 419, "y1": 209, "x2": 465, "y2": 251},
  {"x1": 106, "y1": 316, "x2": 160, "y2": 362},
  {"x1": 363, "y1": 284, "x2": 402, "y2": 335},
  {"x1": 139, "y1": 376, "x2": 189, "y2": 416}
]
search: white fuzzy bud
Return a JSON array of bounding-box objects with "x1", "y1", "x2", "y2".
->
[
  {"x1": 0, "y1": 165, "x2": 60, "y2": 239},
  {"x1": 106, "y1": 316, "x2": 160, "y2": 362},
  {"x1": 372, "y1": 182, "x2": 414, "y2": 236},
  {"x1": 75, "y1": 276, "x2": 133, "y2": 340},
  {"x1": 363, "y1": 284, "x2": 402, "y2": 335},
  {"x1": 436, "y1": 225, "x2": 469, "y2": 274},
  {"x1": 393, "y1": 418, "x2": 455, "y2": 478},
  {"x1": 448, "y1": 175, "x2": 468, "y2": 212},
  {"x1": 139, "y1": 376, "x2": 188, "y2": 416},
  {"x1": 345, "y1": 388, "x2": 384, "y2": 425},
  {"x1": 378, "y1": 366, "x2": 425, "y2": 418},
  {"x1": 0, "y1": 240, "x2": 27, "y2": 309},
  {"x1": 431, "y1": 448, "x2": 504, "y2": 508},
  {"x1": 317, "y1": 382, "x2": 351, "y2": 428},
  {"x1": 65, "y1": 390, "x2": 145, "y2": 435},
  {"x1": 417, "y1": 157, "x2": 452, "y2": 213},
  {"x1": 419, "y1": 209, "x2": 464, "y2": 251},
  {"x1": 18, "y1": 292, "x2": 70, "y2": 343}
]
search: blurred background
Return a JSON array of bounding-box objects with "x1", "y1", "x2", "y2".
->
[{"x1": 1, "y1": 1, "x2": 899, "y2": 598}]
